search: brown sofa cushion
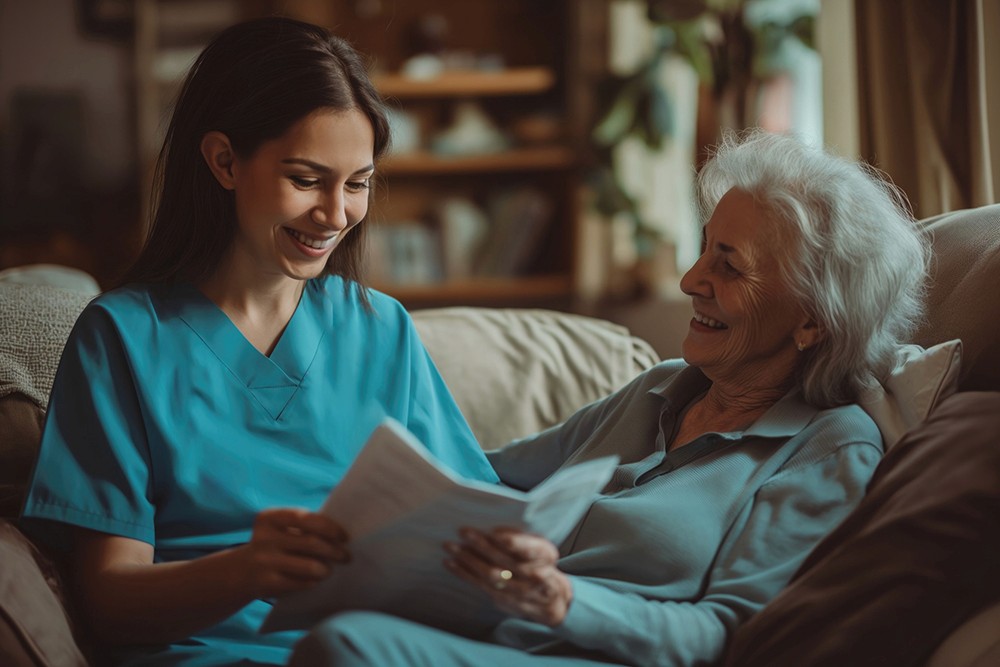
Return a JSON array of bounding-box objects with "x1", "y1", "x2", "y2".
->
[
  {"x1": 0, "y1": 395, "x2": 45, "y2": 520},
  {"x1": 723, "y1": 391, "x2": 1000, "y2": 667},
  {"x1": 914, "y1": 204, "x2": 1000, "y2": 391},
  {"x1": 0, "y1": 520, "x2": 87, "y2": 667}
]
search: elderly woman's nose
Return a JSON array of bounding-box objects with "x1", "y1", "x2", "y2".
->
[{"x1": 680, "y1": 256, "x2": 709, "y2": 297}]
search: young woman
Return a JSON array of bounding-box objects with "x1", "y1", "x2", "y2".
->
[{"x1": 20, "y1": 17, "x2": 497, "y2": 667}]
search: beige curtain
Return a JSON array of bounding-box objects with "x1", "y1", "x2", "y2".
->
[{"x1": 856, "y1": 0, "x2": 1000, "y2": 219}]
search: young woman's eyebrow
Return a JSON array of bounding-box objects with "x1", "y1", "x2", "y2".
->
[{"x1": 281, "y1": 158, "x2": 374, "y2": 176}]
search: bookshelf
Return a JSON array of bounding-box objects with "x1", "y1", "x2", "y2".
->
[{"x1": 134, "y1": 0, "x2": 602, "y2": 308}]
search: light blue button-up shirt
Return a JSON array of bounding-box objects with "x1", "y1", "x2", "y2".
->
[{"x1": 488, "y1": 361, "x2": 883, "y2": 667}]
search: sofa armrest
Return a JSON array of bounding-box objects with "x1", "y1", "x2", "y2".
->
[{"x1": 0, "y1": 520, "x2": 88, "y2": 667}]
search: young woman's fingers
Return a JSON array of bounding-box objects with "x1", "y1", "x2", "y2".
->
[
  {"x1": 281, "y1": 532, "x2": 350, "y2": 563},
  {"x1": 292, "y1": 512, "x2": 349, "y2": 543}
]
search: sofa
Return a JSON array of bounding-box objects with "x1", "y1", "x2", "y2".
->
[{"x1": 1, "y1": 203, "x2": 999, "y2": 665}]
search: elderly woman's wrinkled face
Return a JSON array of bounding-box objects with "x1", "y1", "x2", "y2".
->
[{"x1": 679, "y1": 188, "x2": 812, "y2": 388}]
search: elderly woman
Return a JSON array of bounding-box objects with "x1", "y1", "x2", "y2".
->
[{"x1": 290, "y1": 131, "x2": 930, "y2": 667}]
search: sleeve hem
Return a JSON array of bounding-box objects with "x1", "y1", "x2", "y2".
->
[{"x1": 21, "y1": 501, "x2": 155, "y2": 546}]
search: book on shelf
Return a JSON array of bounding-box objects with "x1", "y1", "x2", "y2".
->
[
  {"x1": 474, "y1": 187, "x2": 554, "y2": 277},
  {"x1": 368, "y1": 221, "x2": 444, "y2": 286}
]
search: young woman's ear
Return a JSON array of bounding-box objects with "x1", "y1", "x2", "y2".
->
[{"x1": 200, "y1": 131, "x2": 237, "y2": 190}]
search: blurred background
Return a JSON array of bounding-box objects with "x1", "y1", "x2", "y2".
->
[{"x1": 1, "y1": 0, "x2": 997, "y2": 357}]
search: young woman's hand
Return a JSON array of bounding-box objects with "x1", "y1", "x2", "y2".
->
[
  {"x1": 444, "y1": 527, "x2": 573, "y2": 626},
  {"x1": 236, "y1": 508, "x2": 349, "y2": 599}
]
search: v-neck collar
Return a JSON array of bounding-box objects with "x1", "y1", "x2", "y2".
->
[{"x1": 169, "y1": 281, "x2": 328, "y2": 420}]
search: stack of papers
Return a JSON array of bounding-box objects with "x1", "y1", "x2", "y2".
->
[{"x1": 261, "y1": 418, "x2": 617, "y2": 634}]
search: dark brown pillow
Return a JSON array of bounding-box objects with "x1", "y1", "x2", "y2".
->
[{"x1": 725, "y1": 391, "x2": 1000, "y2": 667}]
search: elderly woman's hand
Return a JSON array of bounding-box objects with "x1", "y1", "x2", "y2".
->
[{"x1": 444, "y1": 527, "x2": 573, "y2": 626}]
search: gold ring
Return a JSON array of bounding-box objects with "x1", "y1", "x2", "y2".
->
[{"x1": 494, "y1": 569, "x2": 514, "y2": 590}]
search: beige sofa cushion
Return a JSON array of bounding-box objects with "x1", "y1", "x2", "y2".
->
[
  {"x1": 412, "y1": 307, "x2": 660, "y2": 449},
  {"x1": 913, "y1": 204, "x2": 1000, "y2": 391}
]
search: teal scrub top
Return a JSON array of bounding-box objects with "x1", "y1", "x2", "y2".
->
[{"x1": 21, "y1": 276, "x2": 498, "y2": 666}]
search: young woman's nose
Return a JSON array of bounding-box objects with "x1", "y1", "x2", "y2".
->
[{"x1": 311, "y1": 193, "x2": 348, "y2": 231}]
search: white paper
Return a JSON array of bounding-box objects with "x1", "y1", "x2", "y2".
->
[{"x1": 261, "y1": 418, "x2": 617, "y2": 634}]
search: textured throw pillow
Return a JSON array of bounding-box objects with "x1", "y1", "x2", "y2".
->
[
  {"x1": 724, "y1": 391, "x2": 1000, "y2": 667},
  {"x1": 859, "y1": 340, "x2": 962, "y2": 448}
]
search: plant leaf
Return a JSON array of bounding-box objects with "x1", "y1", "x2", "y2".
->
[
  {"x1": 672, "y1": 21, "x2": 715, "y2": 85},
  {"x1": 592, "y1": 76, "x2": 642, "y2": 146},
  {"x1": 790, "y1": 15, "x2": 816, "y2": 50},
  {"x1": 646, "y1": 69, "x2": 675, "y2": 148}
]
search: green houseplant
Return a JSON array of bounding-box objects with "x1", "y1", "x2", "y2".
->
[{"x1": 589, "y1": 0, "x2": 817, "y2": 252}]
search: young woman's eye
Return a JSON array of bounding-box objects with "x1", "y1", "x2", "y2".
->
[
  {"x1": 289, "y1": 175, "x2": 320, "y2": 189},
  {"x1": 346, "y1": 179, "x2": 370, "y2": 193}
]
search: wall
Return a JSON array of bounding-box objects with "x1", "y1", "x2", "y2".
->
[
  {"x1": 817, "y1": 0, "x2": 860, "y2": 158},
  {"x1": 0, "y1": 0, "x2": 134, "y2": 189},
  {"x1": 0, "y1": 0, "x2": 137, "y2": 283}
]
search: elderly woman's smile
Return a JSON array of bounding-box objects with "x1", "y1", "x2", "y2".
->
[{"x1": 692, "y1": 311, "x2": 728, "y2": 330}]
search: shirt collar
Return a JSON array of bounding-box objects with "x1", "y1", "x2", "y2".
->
[{"x1": 647, "y1": 364, "x2": 819, "y2": 439}]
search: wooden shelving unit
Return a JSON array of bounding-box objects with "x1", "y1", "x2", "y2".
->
[{"x1": 340, "y1": 0, "x2": 588, "y2": 308}]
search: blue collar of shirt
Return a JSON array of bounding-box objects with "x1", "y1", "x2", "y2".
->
[{"x1": 646, "y1": 364, "x2": 819, "y2": 440}]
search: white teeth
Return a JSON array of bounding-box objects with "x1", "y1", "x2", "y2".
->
[
  {"x1": 694, "y1": 312, "x2": 728, "y2": 329},
  {"x1": 287, "y1": 228, "x2": 336, "y2": 250}
]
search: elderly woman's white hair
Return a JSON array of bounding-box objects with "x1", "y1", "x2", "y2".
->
[{"x1": 697, "y1": 130, "x2": 931, "y2": 408}]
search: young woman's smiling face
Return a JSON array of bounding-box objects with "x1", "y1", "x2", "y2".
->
[
  {"x1": 225, "y1": 107, "x2": 375, "y2": 282},
  {"x1": 679, "y1": 188, "x2": 814, "y2": 388}
]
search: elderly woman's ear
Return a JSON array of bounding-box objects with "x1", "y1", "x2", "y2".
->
[{"x1": 794, "y1": 319, "x2": 823, "y2": 352}]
